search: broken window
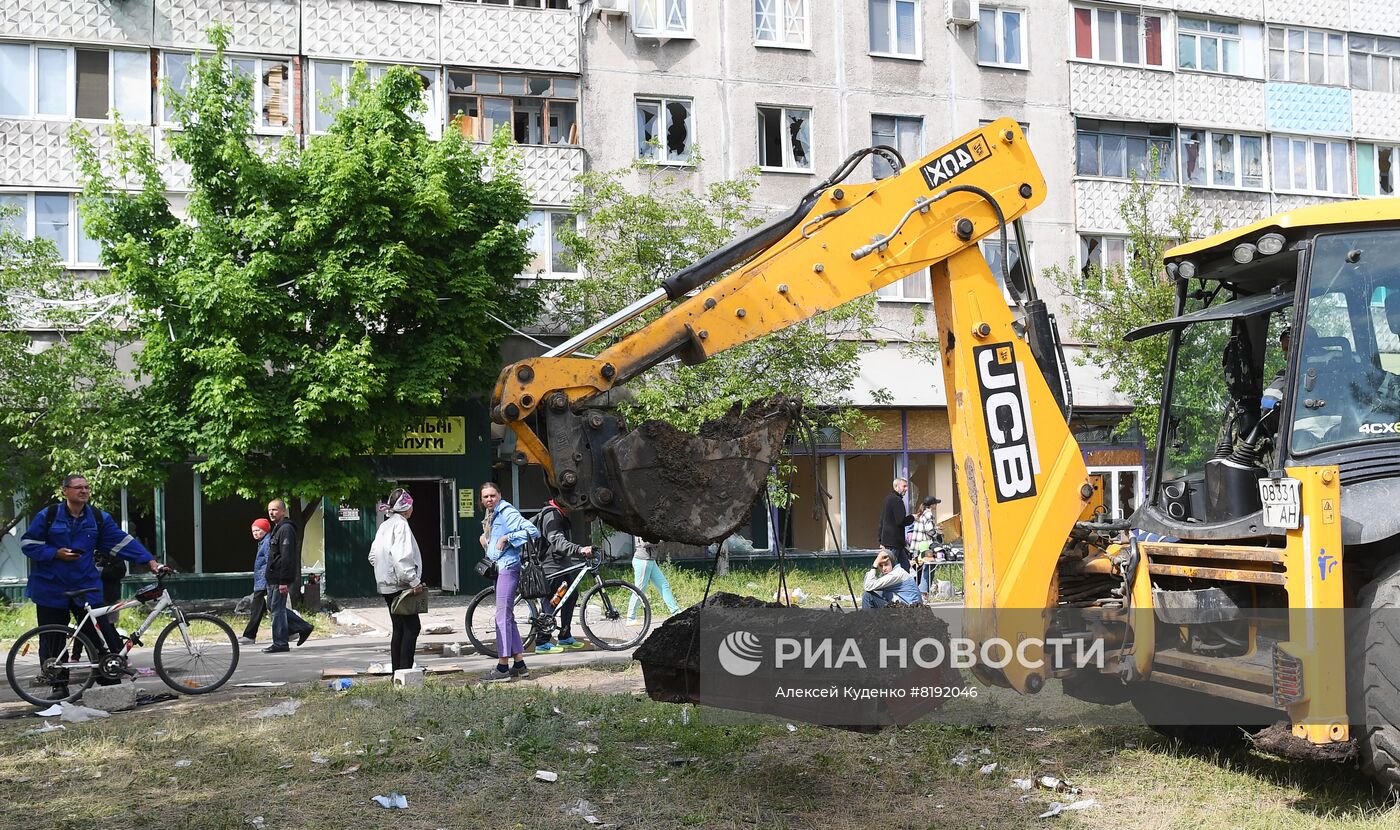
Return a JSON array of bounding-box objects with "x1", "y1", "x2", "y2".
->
[
  {"x1": 636, "y1": 97, "x2": 692, "y2": 163},
  {"x1": 757, "y1": 105, "x2": 812, "y2": 171},
  {"x1": 521, "y1": 209, "x2": 579, "y2": 276},
  {"x1": 448, "y1": 70, "x2": 579, "y2": 145}
]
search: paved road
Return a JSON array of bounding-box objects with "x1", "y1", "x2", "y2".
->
[{"x1": 0, "y1": 594, "x2": 644, "y2": 709}]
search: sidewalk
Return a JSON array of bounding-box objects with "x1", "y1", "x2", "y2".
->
[{"x1": 333, "y1": 591, "x2": 474, "y2": 639}]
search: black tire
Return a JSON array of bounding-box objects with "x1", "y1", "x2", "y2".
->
[
  {"x1": 6, "y1": 624, "x2": 100, "y2": 707},
  {"x1": 465, "y1": 588, "x2": 538, "y2": 659},
  {"x1": 579, "y1": 580, "x2": 650, "y2": 651},
  {"x1": 153, "y1": 612, "x2": 239, "y2": 694},
  {"x1": 1348, "y1": 553, "x2": 1400, "y2": 790},
  {"x1": 1129, "y1": 682, "x2": 1274, "y2": 748}
]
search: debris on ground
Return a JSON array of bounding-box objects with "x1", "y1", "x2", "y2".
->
[
  {"x1": 248, "y1": 817, "x2": 265, "y2": 829},
  {"x1": 1010, "y1": 778, "x2": 1034, "y2": 790},
  {"x1": 340, "y1": 764, "x2": 360, "y2": 776},
  {"x1": 535, "y1": 770, "x2": 559, "y2": 783},
  {"x1": 1249, "y1": 721, "x2": 1357, "y2": 762},
  {"x1": 371, "y1": 793, "x2": 409, "y2": 809},
  {"x1": 321, "y1": 667, "x2": 359, "y2": 679},
  {"x1": 59, "y1": 702, "x2": 110, "y2": 722},
  {"x1": 1025, "y1": 727, "x2": 1045, "y2": 732},
  {"x1": 1038, "y1": 799, "x2": 1097, "y2": 819},
  {"x1": 979, "y1": 762, "x2": 998, "y2": 775},
  {"x1": 235, "y1": 682, "x2": 287, "y2": 688},
  {"x1": 248, "y1": 700, "x2": 302, "y2": 719},
  {"x1": 328, "y1": 679, "x2": 353, "y2": 691},
  {"x1": 424, "y1": 624, "x2": 454, "y2": 635},
  {"x1": 1034, "y1": 775, "x2": 1080, "y2": 795},
  {"x1": 174, "y1": 759, "x2": 192, "y2": 768},
  {"x1": 773, "y1": 587, "x2": 808, "y2": 604},
  {"x1": 949, "y1": 751, "x2": 972, "y2": 767},
  {"x1": 19, "y1": 720, "x2": 66, "y2": 737},
  {"x1": 311, "y1": 753, "x2": 330, "y2": 764}
]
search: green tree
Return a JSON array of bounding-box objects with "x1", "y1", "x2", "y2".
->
[
  {"x1": 72, "y1": 28, "x2": 537, "y2": 515},
  {"x1": 551, "y1": 159, "x2": 891, "y2": 503},
  {"x1": 0, "y1": 211, "x2": 153, "y2": 532},
  {"x1": 1047, "y1": 169, "x2": 1203, "y2": 448}
]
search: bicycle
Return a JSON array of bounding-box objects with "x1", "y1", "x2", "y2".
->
[
  {"x1": 465, "y1": 554, "x2": 652, "y2": 658},
  {"x1": 5, "y1": 567, "x2": 240, "y2": 706}
]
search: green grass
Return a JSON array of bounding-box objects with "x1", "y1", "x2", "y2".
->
[{"x1": 0, "y1": 666, "x2": 1395, "y2": 830}]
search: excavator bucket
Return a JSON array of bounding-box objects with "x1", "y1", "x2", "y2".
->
[
  {"x1": 547, "y1": 397, "x2": 797, "y2": 545},
  {"x1": 609, "y1": 397, "x2": 796, "y2": 544}
]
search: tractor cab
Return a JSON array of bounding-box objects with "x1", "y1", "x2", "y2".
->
[{"x1": 1130, "y1": 201, "x2": 1400, "y2": 546}]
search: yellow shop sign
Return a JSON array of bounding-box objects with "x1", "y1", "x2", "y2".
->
[{"x1": 394, "y1": 417, "x2": 466, "y2": 455}]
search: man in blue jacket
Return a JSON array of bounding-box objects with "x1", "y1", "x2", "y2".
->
[{"x1": 20, "y1": 474, "x2": 161, "y2": 687}]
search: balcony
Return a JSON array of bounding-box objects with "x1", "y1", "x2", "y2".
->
[
  {"x1": 1070, "y1": 62, "x2": 1174, "y2": 123},
  {"x1": 441, "y1": 3, "x2": 579, "y2": 74},
  {"x1": 518, "y1": 144, "x2": 585, "y2": 207}
]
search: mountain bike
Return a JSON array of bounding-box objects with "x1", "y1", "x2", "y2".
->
[
  {"x1": 5, "y1": 567, "x2": 240, "y2": 706},
  {"x1": 465, "y1": 555, "x2": 651, "y2": 658}
]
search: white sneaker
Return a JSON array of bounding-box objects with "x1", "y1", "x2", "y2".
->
[
  {"x1": 625, "y1": 618, "x2": 643, "y2": 627},
  {"x1": 238, "y1": 636, "x2": 256, "y2": 645}
]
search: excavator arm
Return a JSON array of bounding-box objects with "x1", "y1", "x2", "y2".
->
[{"x1": 492, "y1": 120, "x2": 1092, "y2": 690}]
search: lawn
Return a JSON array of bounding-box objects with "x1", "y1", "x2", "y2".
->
[{"x1": 0, "y1": 664, "x2": 1395, "y2": 830}]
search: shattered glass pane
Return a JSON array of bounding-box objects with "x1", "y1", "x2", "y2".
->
[
  {"x1": 637, "y1": 100, "x2": 659, "y2": 159},
  {"x1": 665, "y1": 100, "x2": 691, "y2": 161},
  {"x1": 787, "y1": 108, "x2": 811, "y2": 169}
]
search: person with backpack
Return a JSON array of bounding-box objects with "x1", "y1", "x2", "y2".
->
[
  {"x1": 533, "y1": 499, "x2": 593, "y2": 654},
  {"x1": 478, "y1": 482, "x2": 539, "y2": 681},
  {"x1": 20, "y1": 474, "x2": 161, "y2": 690}
]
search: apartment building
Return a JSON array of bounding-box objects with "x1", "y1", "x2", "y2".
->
[{"x1": 5, "y1": 0, "x2": 1400, "y2": 595}]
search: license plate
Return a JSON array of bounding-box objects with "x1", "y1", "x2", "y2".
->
[{"x1": 1259, "y1": 478, "x2": 1301, "y2": 529}]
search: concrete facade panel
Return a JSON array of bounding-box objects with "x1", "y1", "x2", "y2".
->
[
  {"x1": 1272, "y1": 192, "x2": 1351, "y2": 212},
  {"x1": 153, "y1": 0, "x2": 223, "y2": 50},
  {"x1": 0, "y1": 0, "x2": 153, "y2": 45},
  {"x1": 582, "y1": 9, "x2": 723, "y2": 81},
  {"x1": 154, "y1": 0, "x2": 300, "y2": 54},
  {"x1": 303, "y1": 0, "x2": 439, "y2": 63},
  {"x1": 1189, "y1": 189, "x2": 1275, "y2": 233},
  {"x1": 1174, "y1": 0, "x2": 1265, "y2": 18},
  {"x1": 1174, "y1": 73, "x2": 1266, "y2": 131},
  {"x1": 1265, "y1": 83, "x2": 1351, "y2": 135},
  {"x1": 1350, "y1": 0, "x2": 1400, "y2": 38},
  {"x1": 720, "y1": 0, "x2": 838, "y2": 87},
  {"x1": 1263, "y1": 0, "x2": 1350, "y2": 32},
  {"x1": 1074, "y1": 179, "x2": 1179, "y2": 233},
  {"x1": 441, "y1": 5, "x2": 578, "y2": 73},
  {"x1": 517, "y1": 145, "x2": 584, "y2": 207},
  {"x1": 0, "y1": 120, "x2": 141, "y2": 189},
  {"x1": 1069, "y1": 64, "x2": 1175, "y2": 123},
  {"x1": 1352, "y1": 89, "x2": 1400, "y2": 140},
  {"x1": 837, "y1": 0, "x2": 948, "y2": 98}
]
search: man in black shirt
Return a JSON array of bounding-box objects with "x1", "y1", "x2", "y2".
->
[
  {"x1": 534, "y1": 500, "x2": 593, "y2": 653},
  {"x1": 878, "y1": 478, "x2": 914, "y2": 571}
]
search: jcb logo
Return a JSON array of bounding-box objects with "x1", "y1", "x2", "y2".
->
[
  {"x1": 1360, "y1": 422, "x2": 1400, "y2": 434},
  {"x1": 920, "y1": 135, "x2": 992, "y2": 190},
  {"x1": 974, "y1": 343, "x2": 1039, "y2": 502}
]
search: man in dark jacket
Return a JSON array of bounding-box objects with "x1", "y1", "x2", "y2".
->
[
  {"x1": 263, "y1": 498, "x2": 313, "y2": 653},
  {"x1": 534, "y1": 500, "x2": 593, "y2": 654},
  {"x1": 21, "y1": 474, "x2": 161, "y2": 692},
  {"x1": 878, "y1": 477, "x2": 914, "y2": 571}
]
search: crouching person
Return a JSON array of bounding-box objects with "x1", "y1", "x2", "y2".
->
[{"x1": 861, "y1": 550, "x2": 922, "y2": 609}]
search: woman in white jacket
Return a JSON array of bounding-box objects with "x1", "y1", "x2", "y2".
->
[{"x1": 370, "y1": 487, "x2": 424, "y2": 672}]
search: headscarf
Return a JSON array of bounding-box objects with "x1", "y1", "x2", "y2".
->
[{"x1": 378, "y1": 488, "x2": 414, "y2": 515}]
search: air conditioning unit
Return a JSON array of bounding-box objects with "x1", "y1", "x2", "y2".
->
[
  {"x1": 596, "y1": 0, "x2": 628, "y2": 16},
  {"x1": 948, "y1": 0, "x2": 978, "y2": 27}
]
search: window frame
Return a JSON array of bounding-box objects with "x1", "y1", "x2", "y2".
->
[
  {"x1": 1176, "y1": 16, "x2": 1244, "y2": 76},
  {"x1": 1349, "y1": 34, "x2": 1400, "y2": 92},
  {"x1": 756, "y1": 104, "x2": 814, "y2": 173},
  {"x1": 1269, "y1": 134, "x2": 1350, "y2": 196},
  {"x1": 868, "y1": 0, "x2": 921, "y2": 60},
  {"x1": 633, "y1": 0, "x2": 694, "y2": 40},
  {"x1": 1078, "y1": 233, "x2": 1133, "y2": 287},
  {"x1": 1071, "y1": 4, "x2": 1165, "y2": 68},
  {"x1": 977, "y1": 6, "x2": 1027, "y2": 70},
  {"x1": 875, "y1": 267, "x2": 932, "y2": 303},
  {"x1": 0, "y1": 43, "x2": 149, "y2": 124},
  {"x1": 1074, "y1": 119, "x2": 1177, "y2": 183},
  {"x1": 635, "y1": 95, "x2": 694, "y2": 165},
  {"x1": 1178, "y1": 128, "x2": 1267, "y2": 191},
  {"x1": 1359, "y1": 142, "x2": 1400, "y2": 197},
  {"x1": 870, "y1": 113, "x2": 923, "y2": 179},
  {"x1": 754, "y1": 0, "x2": 810, "y2": 49},
  {"x1": 520, "y1": 208, "x2": 580, "y2": 278},
  {"x1": 161, "y1": 51, "x2": 294, "y2": 134},
  {"x1": 309, "y1": 60, "x2": 441, "y2": 138},
  {"x1": 0, "y1": 190, "x2": 103, "y2": 267},
  {"x1": 978, "y1": 233, "x2": 1032, "y2": 305},
  {"x1": 447, "y1": 70, "x2": 580, "y2": 146},
  {"x1": 1267, "y1": 25, "x2": 1346, "y2": 86}
]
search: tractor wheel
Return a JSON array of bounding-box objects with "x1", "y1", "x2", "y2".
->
[{"x1": 1348, "y1": 553, "x2": 1400, "y2": 790}]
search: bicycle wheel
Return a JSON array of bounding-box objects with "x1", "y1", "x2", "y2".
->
[
  {"x1": 579, "y1": 580, "x2": 650, "y2": 650},
  {"x1": 465, "y1": 588, "x2": 538, "y2": 659},
  {"x1": 153, "y1": 612, "x2": 239, "y2": 694},
  {"x1": 6, "y1": 625, "x2": 100, "y2": 707}
]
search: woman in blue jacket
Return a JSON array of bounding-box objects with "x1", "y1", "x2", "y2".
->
[
  {"x1": 478, "y1": 482, "x2": 539, "y2": 682},
  {"x1": 19, "y1": 475, "x2": 160, "y2": 674},
  {"x1": 240, "y1": 518, "x2": 272, "y2": 644}
]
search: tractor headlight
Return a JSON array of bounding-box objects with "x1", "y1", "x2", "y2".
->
[
  {"x1": 1257, "y1": 233, "x2": 1286, "y2": 255},
  {"x1": 1233, "y1": 243, "x2": 1257, "y2": 264},
  {"x1": 1178, "y1": 260, "x2": 1197, "y2": 279}
]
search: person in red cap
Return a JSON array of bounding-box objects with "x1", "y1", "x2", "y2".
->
[{"x1": 240, "y1": 518, "x2": 273, "y2": 645}]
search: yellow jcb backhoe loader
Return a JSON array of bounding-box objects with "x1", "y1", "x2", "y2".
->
[{"x1": 489, "y1": 119, "x2": 1400, "y2": 788}]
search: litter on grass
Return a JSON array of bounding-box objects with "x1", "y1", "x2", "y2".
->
[
  {"x1": 372, "y1": 793, "x2": 409, "y2": 809},
  {"x1": 1035, "y1": 775, "x2": 1080, "y2": 795},
  {"x1": 249, "y1": 700, "x2": 302, "y2": 719},
  {"x1": 235, "y1": 682, "x2": 287, "y2": 688},
  {"x1": 174, "y1": 760, "x2": 192, "y2": 768},
  {"x1": 535, "y1": 770, "x2": 559, "y2": 783},
  {"x1": 1038, "y1": 799, "x2": 1097, "y2": 819},
  {"x1": 59, "y1": 702, "x2": 110, "y2": 722},
  {"x1": 20, "y1": 720, "x2": 66, "y2": 737},
  {"x1": 978, "y1": 763, "x2": 998, "y2": 775}
]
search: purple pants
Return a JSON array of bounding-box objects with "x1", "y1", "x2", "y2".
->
[{"x1": 495, "y1": 563, "x2": 523, "y2": 658}]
